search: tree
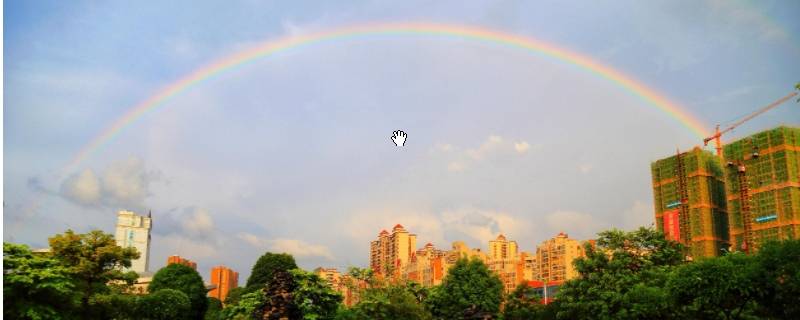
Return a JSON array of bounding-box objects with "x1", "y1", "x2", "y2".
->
[
  {"x1": 551, "y1": 227, "x2": 684, "y2": 319},
  {"x1": 751, "y1": 239, "x2": 800, "y2": 319},
  {"x1": 89, "y1": 292, "x2": 139, "y2": 320},
  {"x1": 425, "y1": 257, "x2": 504, "y2": 319},
  {"x1": 48, "y1": 229, "x2": 140, "y2": 318},
  {"x1": 245, "y1": 252, "x2": 298, "y2": 291},
  {"x1": 220, "y1": 288, "x2": 265, "y2": 320},
  {"x1": 253, "y1": 270, "x2": 301, "y2": 319},
  {"x1": 138, "y1": 288, "x2": 192, "y2": 320},
  {"x1": 3, "y1": 242, "x2": 76, "y2": 319},
  {"x1": 503, "y1": 283, "x2": 547, "y2": 320},
  {"x1": 205, "y1": 297, "x2": 223, "y2": 320},
  {"x1": 666, "y1": 252, "x2": 759, "y2": 319},
  {"x1": 149, "y1": 264, "x2": 209, "y2": 320},
  {"x1": 291, "y1": 269, "x2": 343, "y2": 320},
  {"x1": 342, "y1": 283, "x2": 432, "y2": 320},
  {"x1": 223, "y1": 287, "x2": 245, "y2": 306}
]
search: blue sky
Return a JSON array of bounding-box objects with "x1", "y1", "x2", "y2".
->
[{"x1": 4, "y1": 0, "x2": 799, "y2": 281}]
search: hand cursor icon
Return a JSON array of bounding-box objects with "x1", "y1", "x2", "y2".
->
[{"x1": 391, "y1": 130, "x2": 407, "y2": 146}]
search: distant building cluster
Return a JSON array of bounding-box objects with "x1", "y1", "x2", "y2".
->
[
  {"x1": 316, "y1": 223, "x2": 591, "y2": 302},
  {"x1": 113, "y1": 210, "x2": 239, "y2": 302},
  {"x1": 167, "y1": 255, "x2": 197, "y2": 270},
  {"x1": 651, "y1": 126, "x2": 800, "y2": 258}
]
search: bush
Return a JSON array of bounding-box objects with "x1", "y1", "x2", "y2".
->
[
  {"x1": 149, "y1": 264, "x2": 208, "y2": 319},
  {"x1": 138, "y1": 289, "x2": 191, "y2": 320}
]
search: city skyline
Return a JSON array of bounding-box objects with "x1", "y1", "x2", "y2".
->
[{"x1": 5, "y1": 1, "x2": 800, "y2": 282}]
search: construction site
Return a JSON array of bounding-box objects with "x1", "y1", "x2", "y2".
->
[{"x1": 650, "y1": 92, "x2": 799, "y2": 258}]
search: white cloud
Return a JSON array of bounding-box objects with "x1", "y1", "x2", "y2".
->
[
  {"x1": 59, "y1": 157, "x2": 159, "y2": 208},
  {"x1": 618, "y1": 200, "x2": 656, "y2": 230},
  {"x1": 102, "y1": 157, "x2": 151, "y2": 205},
  {"x1": 60, "y1": 169, "x2": 102, "y2": 205},
  {"x1": 467, "y1": 135, "x2": 504, "y2": 160},
  {"x1": 237, "y1": 233, "x2": 334, "y2": 260},
  {"x1": 160, "y1": 234, "x2": 218, "y2": 259},
  {"x1": 514, "y1": 141, "x2": 531, "y2": 154},
  {"x1": 544, "y1": 210, "x2": 607, "y2": 240},
  {"x1": 447, "y1": 161, "x2": 466, "y2": 172},
  {"x1": 441, "y1": 207, "x2": 525, "y2": 244},
  {"x1": 578, "y1": 164, "x2": 593, "y2": 174},
  {"x1": 181, "y1": 208, "x2": 215, "y2": 235}
]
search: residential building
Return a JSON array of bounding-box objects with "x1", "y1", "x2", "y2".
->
[
  {"x1": 405, "y1": 243, "x2": 447, "y2": 287},
  {"x1": 486, "y1": 234, "x2": 524, "y2": 293},
  {"x1": 369, "y1": 224, "x2": 417, "y2": 278},
  {"x1": 114, "y1": 210, "x2": 152, "y2": 273},
  {"x1": 167, "y1": 255, "x2": 197, "y2": 270},
  {"x1": 209, "y1": 266, "x2": 239, "y2": 303},
  {"x1": 315, "y1": 267, "x2": 361, "y2": 306},
  {"x1": 723, "y1": 126, "x2": 800, "y2": 252},
  {"x1": 534, "y1": 232, "x2": 584, "y2": 282},
  {"x1": 526, "y1": 280, "x2": 564, "y2": 305},
  {"x1": 651, "y1": 147, "x2": 729, "y2": 258},
  {"x1": 488, "y1": 234, "x2": 518, "y2": 260}
]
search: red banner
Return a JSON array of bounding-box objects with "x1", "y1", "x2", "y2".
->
[{"x1": 663, "y1": 209, "x2": 680, "y2": 242}]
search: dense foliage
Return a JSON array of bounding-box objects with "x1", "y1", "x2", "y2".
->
[
  {"x1": 503, "y1": 283, "x2": 548, "y2": 320},
  {"x1": 49, "y1": 229, "x2": 140, "y2": 318},
  {"x1": 138, "y1": 288, "x2": 192, "y2": 320},
  {"x1": 551, "y1": 227, "x2": 684, "y2": 319},
  {"x1": 245, "y1": 252, "x2": 298, "y2": 291},
  {"x1": 337, "y1": 283, "x2": 432, "y2": 320},
  {"x1": 425, "y1": 257, "x2": 504, "y2": 319},
  {"x1": 149, "y1": 263, "x2": 209, "y2": 320},
  {"x1": 3, "y1": 243, "x2": 75, "y2": 319},
  {"x1": 220, "y1": 288, "x2": 265, "y2": 320},
  {"x1": 6, "y1": 227, "x2": 800, "y2": 320},
  {"x1": 205, "y1": 297, "x2": 223, "y2": 320}
]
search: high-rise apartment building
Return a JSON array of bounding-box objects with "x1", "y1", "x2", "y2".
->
[
  {"x1": 534, "y1": 232, "x2": 584, "y2": 282},
  {"x1": 369, "y1": 224, "x2": 417, "y2": 278},
  {"x1": 115, "y1": 210, "x2": 152, "y2": 273},
  {"x1": 723, "y1": 126, "x2": 800, "y2": 252},
  {"x1": 651, "y1": 147, "x2": 729, "y2": 258},
  {"x1": 405, "y1": 243, "x2": 447, "y2": 287},
  {"x1": 167, "y1": 255, "x2": 197, "y2": 270},
  {"x1": 488, "y1": 234, "x2": 518, "y2": 260},
  {"x1": 209, "y1": 266, "x2": 239, "y2": 303},
  {"x1": 486, "y1": 234, "x2": 524, "y2": 293}
]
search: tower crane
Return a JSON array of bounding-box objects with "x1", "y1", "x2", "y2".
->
[{"x1": 703, "y1": 91, "x2": 798, "y2": 157}]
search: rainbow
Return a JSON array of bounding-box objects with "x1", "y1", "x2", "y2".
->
[{"x1": 67, "y1": 22, "x2": 709, "y2": 172}]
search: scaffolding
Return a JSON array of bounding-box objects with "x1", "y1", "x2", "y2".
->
[{"x1": 722, "y1": 126, "x2": 800, "y2": 253}]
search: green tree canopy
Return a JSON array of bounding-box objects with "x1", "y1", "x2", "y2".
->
[
  {"x1": 48, "y1": 229, "x2": 140, "y2": 318},
  {"x1": 3, "y1": 242, "x2": 76, "y2": 320},
  {"x1": 552, "y1": 227, "x2": 684, "y2": 319},
  {"x1": 245, "y1": 252, "x2": 298, "y2": 290},
  {"x1": 205, "y1": 297, "x2": 223, "y2": 320},
  {"x1": 666, "y1": 252, "x2": 759, "y2": 319},
  {"x1": 291, "y1": 269, "x2": 343, "y2": 320},
  {"x1": 503, "y1": 283, "x2": 547, "y2": 320},
  {"x1": 751, "y1": 239, "x2": 800, "y2": 319},
  {"x1": 220, "y1": 288, "x2": 265, "y2": 320},
  {"x1": 425, "y1": 257, "x2": 504, "y2": 319},
  {"x1": 138, "y1": 288, "x2": 192, "y2": 320},
  {"x1": 149, "y1": 263, "x2": 209, "y2": 320},
  {"x1": 341, "y1": 283, "x2": 432, "y2": 320},
  {"x1": 223, "y1": 286, "x2": 245, "y2": 306}
]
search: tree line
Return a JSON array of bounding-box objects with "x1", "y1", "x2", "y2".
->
[{"x1": 5, "y1": 227, "x2": 799, "y2": 319}]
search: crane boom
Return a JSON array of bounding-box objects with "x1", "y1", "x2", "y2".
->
[{"x1": 703, "y1": 91, "x2": 798, "y2": 157}]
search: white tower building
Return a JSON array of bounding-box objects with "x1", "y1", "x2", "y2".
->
[{"x1": 115, "y1": 210, "x2": 152, "y2": 274}]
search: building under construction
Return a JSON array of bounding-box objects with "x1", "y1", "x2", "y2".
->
[
  {"x1": 651, "y1": 147, "x2": 729, "y2": 258},
  {"x1": 723, "y1": 126, "x2": 800, "y2": 252}
]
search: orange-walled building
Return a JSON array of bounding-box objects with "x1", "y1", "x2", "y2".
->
[
  {"x1": 208, "y1": 266, "x2": 239, "y2": 303},
  {"x1": 167, "y1": 255, "x2": 197, "y2": 270}
]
